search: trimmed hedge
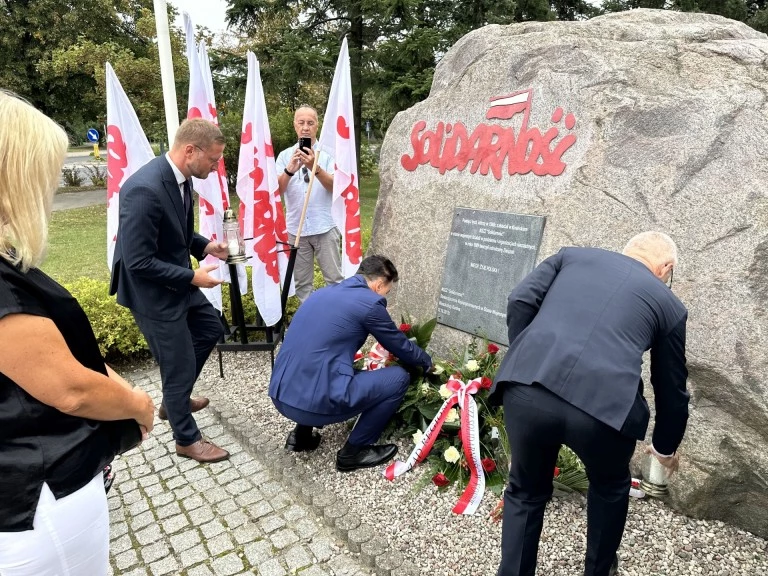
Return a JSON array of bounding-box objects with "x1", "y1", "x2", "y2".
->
[
  {"x1": 64, "y1": 266, "x2": 324, "y2": 360},
  {"x1": 64, "y1": 277, "x2": 148, "y2": 360}
]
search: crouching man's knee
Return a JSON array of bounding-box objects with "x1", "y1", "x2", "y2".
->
[{"x1": 389, "y1": 366, "x2": 411, "y2": 395}]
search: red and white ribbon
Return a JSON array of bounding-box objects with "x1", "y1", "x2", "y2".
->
[
  {"x1": 383, "y1": 377, "x2": 486, "y2": 515},
  {"x1": 363, "y1": 342, "x2": 393, "y2": 371},
  {"x1": 630, "y1": 478, "x2": 645, "y2": 498}
]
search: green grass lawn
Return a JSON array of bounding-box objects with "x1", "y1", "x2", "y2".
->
[
  {"x1": 44, "y1": 204, "x2": 111, "y2": 284},
  {"x1": 42, "y1": 172, "x2": 380, "y2": 284}
]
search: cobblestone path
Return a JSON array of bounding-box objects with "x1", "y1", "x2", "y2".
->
[{"x1": 106, "y1": 369, "x2": 367, "y2": 576}]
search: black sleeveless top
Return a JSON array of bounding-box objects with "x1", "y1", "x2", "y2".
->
[{"x1": 0, "y1": 257, "x2": 139, "y2": 531}]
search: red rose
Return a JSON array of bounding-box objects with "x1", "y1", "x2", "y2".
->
[
  {"x1": 487, "y1": 343, "x2": 500, "y2": 355},
  {"x1": 480, "y1": 376, "x2": 492, "y2": 389},
  {"x1": 481, "y1": 458, "x2": 497, "y2": 473},
  {"x1": 399, "y1": 323, "x2": 412, "y2": 332},
  {"x1": 553, "y1": 467, "x2": 560, "y2": 478},
  {"x1": 432, "y1": 473, "x2": 450, "y2": 487}
]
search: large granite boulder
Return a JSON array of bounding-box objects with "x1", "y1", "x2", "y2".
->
[{"x1": 371, "y1": 9, "x2": 768, "y2": 537}]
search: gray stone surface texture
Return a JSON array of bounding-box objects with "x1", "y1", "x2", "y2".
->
[{"x1": 371, "y1": 8, "x2": 768, "y2": 538}]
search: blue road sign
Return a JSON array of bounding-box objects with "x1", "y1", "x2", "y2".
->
[{"x1": 86, "y1": 128, "x2": 99, "y2": 143}]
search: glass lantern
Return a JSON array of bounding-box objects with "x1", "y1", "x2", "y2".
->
[
  {"x1": 639, "y1": 453, "x2": 670, "y2": 497},
  {"x1": 222, "y1": 208, "x2": 247, "y2": 264}
]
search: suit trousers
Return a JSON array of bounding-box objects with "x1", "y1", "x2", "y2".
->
[
  {"x1": 498, "y1": 383, "x2": 636, "y2": 576},
  {"x1": 132, "y1": 289, "x2": 224, "y2": 446},
  {"x1": 0, "y1": 474, "x2": 108, "y2": 576},
  {"x1": 288, "y1": 228, "x2": 343, "y2": 303},
  {"x1": 272, "y1": 365, "x2": 411, "y2": 446}
]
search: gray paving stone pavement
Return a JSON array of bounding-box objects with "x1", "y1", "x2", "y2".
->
[{"x1": 107, "y1": 368, "x2": 369, "y2": 576}]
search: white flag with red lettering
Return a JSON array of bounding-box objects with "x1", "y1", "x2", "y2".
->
[
  {"x1": 237, "y1": 52, "x2": 291, "y2": 326},
  {"x1": 198, "y1": 37, "x2": 248, "y2": 297},
  {"x1": 105, "y1": 62, "x2": 154, "y2": 270},
  {"x1": 198, "y1": 40, "x2": 235, "y2": 223},
  {"x1": 184, "y1": 13, "x2": 231, "y2": 311},
  {"x1": 317, "y1": 37, "x2": 362, "y2": 278}
]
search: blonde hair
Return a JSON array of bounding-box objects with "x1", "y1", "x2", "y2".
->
[
  {"x1": 172, "y1": 118, "x2": 225, "y2": 150},
  {"x1": 622, "y1": 231, "x2": 678, "y2": 267},
  {"x1": 0, "y1": 91, "x2": 68, "y2": 272}
]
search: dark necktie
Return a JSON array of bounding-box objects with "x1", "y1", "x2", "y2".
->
[{"x1": 183, "y1": 180, "x2": 191, "y2": 214}]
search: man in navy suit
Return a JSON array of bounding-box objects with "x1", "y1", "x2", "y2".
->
[
  {"x1": 491, "y1": 231, "x2": 689, "y2": 576},
  {"x1": 110, "y1": 119, "x2": 229, "y2": 463},
  {"x1": 269, "y1": 255, "x2": 432, "y2": 472}
]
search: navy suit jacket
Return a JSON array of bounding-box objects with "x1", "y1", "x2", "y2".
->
[
  {"x1": 269, "y1": 275, "x2": 432, "y2": 415},
  {"x1": 109, "y1": 156, "x2": 209, "y2": 321},
  {"x1": 490, "y1": 247, "x2": 689, "y2": 455}
]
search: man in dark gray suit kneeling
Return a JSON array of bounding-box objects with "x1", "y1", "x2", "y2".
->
[{"x1": 490, "y1": 231, "x2": 689, "y2": 576}]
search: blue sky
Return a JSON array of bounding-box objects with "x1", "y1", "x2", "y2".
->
[
  {"x1": 168, "y1": 0, "x2": 230, "y2": 36},
  {"x1": 168, "y1": 0, "x2": 605, "y2": 40}
]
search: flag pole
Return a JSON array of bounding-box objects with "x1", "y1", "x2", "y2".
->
[
  {"x1": 292, "y1": 152, "x2": 321, "y2": 247},
  {"x1": 154, "y1": 0, "x2": 179, "y2": 146}
]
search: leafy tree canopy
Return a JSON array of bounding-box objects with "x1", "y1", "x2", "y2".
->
[{"x1": 0, "y1": 0, "x2": 188, "y2": 141}]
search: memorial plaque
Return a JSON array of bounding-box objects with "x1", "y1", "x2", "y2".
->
[{"x1": 437, "y1": 208, "x2": 546, "y2": 345}]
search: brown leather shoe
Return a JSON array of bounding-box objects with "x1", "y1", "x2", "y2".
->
[
  {"x1": 175, "y1": 439, "x2": 229, "y2": 463},
  {"x1": 158, "y1": 397, "x2": 210, "y2": 420}
]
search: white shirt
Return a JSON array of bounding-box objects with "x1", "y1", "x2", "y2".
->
[
  {"x1": 165, "y1": 153, "x2": 186, "y2": 202},
  {"x1": 275, "y1": 144, "x2": 336, "y2": 236}
]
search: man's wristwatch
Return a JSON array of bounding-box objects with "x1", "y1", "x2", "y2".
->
[{"x1": 284, "y1": 168, "x2": 295, "y2": 177}]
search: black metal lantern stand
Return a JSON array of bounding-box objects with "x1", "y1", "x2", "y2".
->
[{"x1": 215, "y1": 208, "x2": 298, "y2": 377}]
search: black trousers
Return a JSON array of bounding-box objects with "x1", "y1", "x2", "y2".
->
[
  {"x1": 498, "y1": 383, "x2": 636, "y2": 576},
  {"x1": 132, "y1": 290, "x2": 224, "y2": 446}
]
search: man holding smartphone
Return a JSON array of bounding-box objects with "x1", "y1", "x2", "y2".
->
[{"x1": 276, "y1": 105, "x2": 343, "y2": 303}]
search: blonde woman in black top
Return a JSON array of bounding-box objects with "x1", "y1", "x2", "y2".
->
[{"x1": 0, "y1": 91, "x2": 155, "y2": 576}]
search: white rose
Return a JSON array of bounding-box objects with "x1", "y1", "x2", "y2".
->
[
  {"x1": 444, "y1": 446, "x2": 461, "y2": 463},
  {"x1": 412, "y1": 430, "x2": 424, "y2": 445},
  {"x1": 432, "y1": 364, "x2": 444, "y2": 375},
  {"x1": 420, "y1": 382, "x2": 431, "y2": 395},
  {"x1": 465, "y1": 359, "x2": 479, "y2": 372},
  {"x1": 445, "y1": 408, "x2": 459, "y2": 423},
  {"x1": 439, "y1": 384, "x2": 453, "y2": 399}
]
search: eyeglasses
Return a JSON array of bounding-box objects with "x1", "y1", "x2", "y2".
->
[
  {"x1": 302, "y1": 166, "x2": 310, "y2": 183},
  {"x1": 194, "y1": 145, "x2": 222, "y2": 165},
  {"x1": 667, "y1": 267, "x2": 674, "y2": 289}
]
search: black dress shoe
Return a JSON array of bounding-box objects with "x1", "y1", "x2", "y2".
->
[
  {"x1": 608, "y1": 555, "x2": 619, "y2": 576},
  {"x1": 284, "y1": 429, "x2": 322, "y2": 452},
  {"x1": 336, "y1": 444, "x2": 398, "y2": 472}
]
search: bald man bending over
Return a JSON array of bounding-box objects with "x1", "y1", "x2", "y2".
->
[{"x1": 490, "y1": 232, "x2": 690, "y2": 576}]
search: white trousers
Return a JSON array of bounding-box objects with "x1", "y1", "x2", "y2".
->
[{"x1": 0, "y1": 474, "x2": 109, "y2": 576}]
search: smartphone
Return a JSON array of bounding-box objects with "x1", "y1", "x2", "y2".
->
[{"x1": 298, "y1": 137, "x2": 312, "y2": 153}]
